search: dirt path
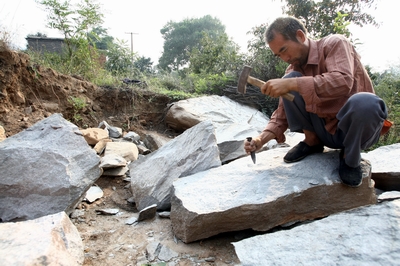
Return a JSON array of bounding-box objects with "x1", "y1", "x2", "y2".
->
[{"x1": 73, "y1": 175, "x2": 242, "y2": 266}]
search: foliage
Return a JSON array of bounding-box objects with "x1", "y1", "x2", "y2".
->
[
  {"x1": 333, "y1": 12, "x2": 351, "y2": 37},
  {"x1": 158, "y1": 15, "x2": 226, "y2": 71},
  {"x1": 245, "y1": 24, "x2": 288, "y2": 81},
  {"x1": 134, "y1": 56, "x2": 154, "y2": 74},
  {"x1": 281, "y1": 0, "x2": 378, "y2": 38},
  {"x1": 0, "y1": 24, "x2": 18, "y2": 49},
  {"x1": 145, "y1": 73, "x2": 199, "y2": 101},
  {"x1": 371, "y1": 70, "x2": 400, "y2": 146},
  {"x1": 36, "y1": 0, "x2": 104, "y2": 78},
  {"x1": 189, "y1": 72, "x2": 234, "y2": 95},
  {"x1": 105, "y1": 38, "x2": 136, "y2": 76},
  {"x1": 67, "y1": 96, "x2": 87, "y2": 123},
  {"x1": 188, "y1": 32, "x2": 244, "y2": 75},
  {"x1": 87, "y1": 26, "x2": 113, "y2": 50},
  {"x1": 333, "y1": 11, "x2": 361, "y2": 47}
]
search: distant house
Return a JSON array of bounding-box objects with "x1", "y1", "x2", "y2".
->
[{"x1": 25, "y1": 36, "x2": 65, "y2": 54}]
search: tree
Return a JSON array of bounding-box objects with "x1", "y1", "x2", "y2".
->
[
  {"x1": 87, "y1": 26, "x2": 114, "y2": 50},
  {"x1": 105, "y1": 39, "x2": 136, "y2": 75},
  {"x1": 188, "y1": 31, "x2": 243, "y2": 75},
  {"x1": 245, "y1": 24, "x2": 288, "y2": 82},
  {"x1": 36, "y1": 0, "x2": 104, "y2": 76},
  {"x1": 158, "y1": 15, "x2": 226, "y2": 71},
  {"x1": 281, "y1": 0, "x2": 378, "y2": 38},
  {"x1": 134, "y1": 56, "x2": 154, "y2": 74}
]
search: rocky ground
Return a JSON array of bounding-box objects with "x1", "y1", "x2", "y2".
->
[{"x1": 0, "y1": 42, "x2": 249, "y2": 265}]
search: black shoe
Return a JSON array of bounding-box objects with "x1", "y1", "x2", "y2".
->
[
  {"x1": 339, "y1": 150, "x2": 363, "y2": 187},
  {"x1": 283, "y1": 141, "x2": 324, "y2": 163}
]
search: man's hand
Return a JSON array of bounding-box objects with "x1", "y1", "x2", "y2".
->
[
  {"x1": 244, "y1": 137, "x2": 263, "y2": 154},
  {"x1": 261, "y1": 78, "x2": 298, "y2": 98},
  {"x1": 244, "y1": 131, "x2": 277, "y2": 154}
]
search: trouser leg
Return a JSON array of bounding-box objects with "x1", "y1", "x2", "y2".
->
[
  {"x1": 281, "y1": 72, "x2": 332, "y2": 143},
  {"x1": 336, "y1": 92, "x2": 387, "y2": 167},
  {"x1": 281, "y1": 73, "x2": 387, "y2": 168},
  {"x1": 281, "y1": 71, "x2": 316, "y2": 133}
]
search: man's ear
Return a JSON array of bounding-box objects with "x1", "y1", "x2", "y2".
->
[{"x1": 296, "y1": 30, "x2": 306, "y2": 43}]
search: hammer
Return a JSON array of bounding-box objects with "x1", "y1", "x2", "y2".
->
[{"x1": 237, "y1": 65, "x2": 295, "y2": 101}]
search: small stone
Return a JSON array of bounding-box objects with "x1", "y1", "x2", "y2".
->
[
  {"x1": 157, "y1": 211, "x2": 170, "y2": 218},
  {"x1": 204, "y1": 257, "x2": 216, "y2": 262},
  {"x1": 96, "y1": 208, "x2": 119, "y2": 215},
  {"x1": 125, "y1": 216, "x2": 138, "y2": 225},
  {"x1": 70, "y1": 209, "x2": 85, "y2": 219},
  {"x1": 84, "y1": 186, "x2": 103, "y2": 203},
  {"x1": 378, "y1": 191, "x2": 400, "y2": 202},
  {"x1": 137, "y1": 204, "x2": 157, "y2": 222}
]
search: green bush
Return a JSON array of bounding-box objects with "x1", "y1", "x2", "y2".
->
[
  {"x1": 189, "y1": 72, "x2": 234, "y2": 95},
  {"x1": 68, "y1": 96, "x2": 87, "y2": 123},
  {"x1": 372, "y1": 71, "x2": 400, "y2": 148}
]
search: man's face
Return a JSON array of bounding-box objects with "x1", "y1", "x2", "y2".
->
[{"x1": 268, "y1": 30, "x2": 309, "y2": 67}]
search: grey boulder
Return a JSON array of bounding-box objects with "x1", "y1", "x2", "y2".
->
[
  {"x1": 233, "y1": 199, "x2": 400, "y2": 266},
  {"x1": 0, "y1": 113, "x2": 101, "y2": 222},
  {"x1": 171, "y1": 148, "x2": 376, "y2": 243},
  {"x1": 130, "y1": 120, "x2": 221, "y2": 211}
]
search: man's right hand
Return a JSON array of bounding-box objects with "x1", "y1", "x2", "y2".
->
[
  {"x1": 244, "y1": 131, "x2": 277, "y2": 154},
  {"x1": 244, "y1": 137, "x2": 263, "y2": 154}
]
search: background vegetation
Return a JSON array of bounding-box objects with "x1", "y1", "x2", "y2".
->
[{"x1": 1, "y1": 0, "x2": 398, "y2": 146}]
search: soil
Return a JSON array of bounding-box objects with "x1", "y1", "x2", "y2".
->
[{"x1": 0, "y1": 42, "x2": 246, "y2": 265}]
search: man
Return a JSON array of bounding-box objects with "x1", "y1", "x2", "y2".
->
[{"x1": 244, "y1": 16, "x2": 388, "y2": 187}]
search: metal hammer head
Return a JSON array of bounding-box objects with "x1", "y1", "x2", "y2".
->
[{"x1": 237, "y1": 65, "x2": 252, "y2": 94}]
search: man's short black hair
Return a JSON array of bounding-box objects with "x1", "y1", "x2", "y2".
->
[{"x1": 265, "y1": 17, "x2": 307, "y2": 44}]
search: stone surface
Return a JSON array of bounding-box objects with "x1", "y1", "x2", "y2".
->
[
  {"x1": 130, "y1": 120, "x2": 221, "y2": 211},
  {"x1": 137, "y1": 204, "x2": 157, "y2": 222},
  {"x1": 143, "y1": 131, "x2": 172, "y2": 151},
  {"x1": 80, "y1": 128, "x2": 109, "y2": 145},
  {"x1": 0, "y1": 125, "x2": 6, "y2": 141},
  {"x1": 233, "y1": 199, "x2": 400, "y2": 266},
  {"x1": 362, "y1": 143, "x2": 400, "y2": 191},
  {"x1": 0, "y1": 113, "x2": 101, "y2": 222},
  {"x1": 99, "y1": 153, "x2": 127, "y2": 169},
  {"x1": 84, "y1": 186, "x2": 104, "y2": 203},
  {"x1": 104, "y1": 141, "x2": 139, "y2": 162},
  {"x1": 123, "y1": 131, "x2": 141, "y2": 142},
  {"x1": 165, "y1": 95, "x2": 270, "y2": 162},
  {"x1": 93, "y1": 138, "x2": 112, "y2": 154},
  {"x1": 171, "y1": 148, "x2": 376, "y2": 243},
  {"x1": 0, "y1": 212, "x2": 84, "y2": 265},
  {"x1": 102, "y1": 165, "x2": 129, "y2": 176},
  {"x1": 99, "y1": 120, "x2": 122, "y2": 138}
]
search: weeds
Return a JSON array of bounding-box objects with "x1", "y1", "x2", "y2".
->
[{"x1": 68, "y1": 96, "x2": 87, "y2": 123}]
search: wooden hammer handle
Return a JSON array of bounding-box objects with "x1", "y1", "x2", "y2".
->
[{"x1": 247, "y1": 76, "x2": 295, "y2": 101}]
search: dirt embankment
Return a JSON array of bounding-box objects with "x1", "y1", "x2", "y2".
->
[{"x1": 0, "y1": 42, "x2": 174, "y2": 138}]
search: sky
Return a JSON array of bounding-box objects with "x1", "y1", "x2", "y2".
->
[{"x1": 0, "y1": 0, "x2": 398, "y2": 72}]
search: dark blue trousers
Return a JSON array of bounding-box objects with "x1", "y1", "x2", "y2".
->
[{"x1": 282, "y1": 72, "x2": 387, "y2": 167}]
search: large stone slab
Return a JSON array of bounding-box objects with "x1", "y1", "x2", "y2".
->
[
  {"x1": 130, "y1": 120, "x2": 221, "y2": 211},
  {"x1": 0, "y1": 211, "x2": 84, "y2": 265},
  {"x1": 171, "y1": 148, "x2": 376, "y2": 243},
  {"x1": 165, "y1": 95, "x2": 270, "y2": 162},
  {"x1": 362, "y1": 143, "x2": 400, "y2": 191},
  {"x1": 0, "y1": 113, "x2": 101, "y2": 222},
  {"x1": 233, "y1": 199, "x2": 400, "y2": 266}
]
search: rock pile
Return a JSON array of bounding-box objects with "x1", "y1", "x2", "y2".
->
[{"x1": 0, "y1": 95, "x2": 399, "y2": 265}]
